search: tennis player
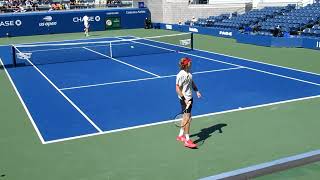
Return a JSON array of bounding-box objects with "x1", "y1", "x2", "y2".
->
[
  {"x1": 83, "y1": 15, "x2": 89, "y2": 37},
  {"x1": 176, "y1": 57, "x2": 201, "y2": 148}
]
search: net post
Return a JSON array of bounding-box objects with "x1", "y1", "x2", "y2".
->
[
  {"x1": 11, "y1": 45, "x2": 17, "y2": 67},
  {"x1": 191, "y1": 33, "x2": 194, "y2": 50}
]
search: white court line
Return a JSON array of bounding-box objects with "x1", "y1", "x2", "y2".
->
[
  {"x1": 115, "y1": 36, "x2": 177, "y2": 53},
  {"x1": 83, "y1": 47, "x2": 161, "y2": 77},
  {"x1": 199, "y1": 149, "x2": 320, "y2": 180},
  {"x1": 1, "y1": 32, "x2": 185, "y2": 48},
  {"x1": 43, "y1": 94, "x2": 320, "y2": 144},
  {"x1": 61, "y1": 76, "x2": 166, "y2": 91},
  {"x1": 6, "y1": 33, "x2": 320, "y2": 77},
  {"x1": 60, "y1": 67, "x2": 243, "y2": 91},
  {"x1": 125, "y1": 36, "x2": 320, "y2": 87},
  {"x1": 12, "y1": 33, "x2": 190, "y2": 47},
  {"x1": 5, "y1": 35, "x2": 320, "y2": 144},
  {"x1": 13, "y1": 48, "x2": 103, "y2": 133},
  {"x1": 10, "y1": 36, "x2": 121, "y2": 46},
  {"x1": 193, "y1": 67, "x2": 243, "y2": 75},
  {"x1": 196, "y1": 48, "x2": 320, "y2": 77},
  {"x1": 125, "y1": 34, "x2": 320, "y2": 78},
  {"x1": 24, "y1": 46, "x2": 95, "y2": 53},
  {"x1": 180, "y1": 52, "x2": 320, "y2": 87},
  {"x1": 0, "y1": 58, "x2": 46, "y2": 144},
  {"x1": 21, "y1": 42, "x2": 133, "y2": 53}
]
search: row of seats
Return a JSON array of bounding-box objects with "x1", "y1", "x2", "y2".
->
[
  {"x1": 302, "y1": 24, "x2": 320, "y2": 37},
  {"x1": 214, "y1": 5, "x2": 295, "y2": 29},
  {"x1": 184, "y1": 13, "x2": 231, "y2": 27},
  {"x1": 184, "y1": 3, "x2": 320, "y2": 38},
  {"x1": 185, "y1": 5, "x2": 294, "y2": 30},
  {"x1": 258, "y1": 3, "x2": 320, "y2": 34}
]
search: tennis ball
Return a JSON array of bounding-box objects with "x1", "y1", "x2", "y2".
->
[{"x1": 130, "y1": 46, "x2": 134, "y2": 48}]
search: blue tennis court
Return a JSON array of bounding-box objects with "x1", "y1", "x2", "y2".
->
[{"x1": 1, "y1": 33, "x2": 320, "y2": 144}]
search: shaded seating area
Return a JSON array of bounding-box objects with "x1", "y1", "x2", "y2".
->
[
  {"x1": 214, "y1": 5, "x2": 294, "y2": 30},
  {"x1": 184, "y1": 13, "x2": 231, "y2": 27},
  {"x1": 259, "y1": 3, "x2": 320, "y2": 36},
  {"x1": 302, "y1": 24, "x2": 320, "y2": 37},
  {"x1": 184, "y1": 5, "x2": 295, "y2": 30},
  {"x1": 183, "y1": 3, "x2": 320, "y2": 38}
]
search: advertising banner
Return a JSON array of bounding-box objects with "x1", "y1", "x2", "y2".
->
[
  {"x1": 0, "y1": 8, "x2": 150, "y2": 37},
  {"x1": 106, "y1": 17, "x2": 121, "y2": 30}
]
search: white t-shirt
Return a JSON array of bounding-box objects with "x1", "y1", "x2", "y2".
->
[
  {"x1": 176, "y1": 70, "x2": 193, "y2": 100},
  {"x1": 83, "y1": 15, "x2": 89, "y2": 28}
]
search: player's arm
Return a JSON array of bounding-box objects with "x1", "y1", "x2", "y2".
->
[
  {"x1": 192, "y1": 80, "x2": 201, "y2": 98},
  {"x1": 176, "y1": 84, "x2": 189, "y2": 105},
  {"x1": 176, "y1": 84, "x2": 184, "y2": 99}
]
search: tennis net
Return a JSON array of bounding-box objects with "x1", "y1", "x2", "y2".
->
[{"x1": 12, "y1": 33, "x2": 193, "y2": 67}]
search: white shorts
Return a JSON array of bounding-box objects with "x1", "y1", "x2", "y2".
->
[{"x1": 84, "y1": 23, "x2": 89, "y2": 29}]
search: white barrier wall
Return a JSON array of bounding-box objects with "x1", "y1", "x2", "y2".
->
[
  {"x1": 209, "y1": 0, "x2": 251, "y2": 4},
  {"x1": 164, "y1": 2, "x2": 247, "y2": 24},
  {"x1": 142, "y1": 0, "x2": 315, "y2": 24},
  {"x1": 258, "y1": 0, "x2": 312, "y2": 3},
  {"x1": 255, "y1": 0, "x2": 313, "y2": 8},
  {"x1": 142, "y1": 0, "x2": 247, "y2": 24}
]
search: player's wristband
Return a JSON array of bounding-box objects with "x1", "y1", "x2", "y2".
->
[{"x1": 181, "y1": 96, "x2": 186, "y2": 101}]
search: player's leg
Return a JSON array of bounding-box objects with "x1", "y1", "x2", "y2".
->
[
  {"x1": 182, "y1": 113, "x2": 191, "y2": 133},
  {"x1": 86, "y1": 27, "x2": 89, "y2": 36},
  {"x1": 84, "y1": 24, "x2": 89, "y2": 36},
  {"x1": 183, "y1": 99, "x2": 193, "y2": 133},
  {"x1": 183, "y1": 99, "x2": 197, "y2": 148},
  {"x1": 183, "y1": 113, "x2": 196, "y2": 148},
  {"x1": 177, "y1": 99, "x2": 187, "y2": 142}
]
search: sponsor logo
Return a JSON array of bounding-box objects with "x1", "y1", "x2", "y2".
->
[
  {"x1": 106, "y1": 12, "x2": 119, "y2": 15},
  {"x1": 95, "y1": 16, "x2": 101, "y2": 21},
  {"x1": 125, "y1": 10, "x2": 146, "y2": 14},
  {"x1": 0, "y1": 20, "x2": 22, "y2": 27},
  {"x1": 15, "y1": 20, "x2": 22, "y2": 26},
  {"x1": 43, "y1": 16, "x2": 53, "y2": 22},
  {"x1": 189, "y1": 27, "x2": 198, "y2": 32},
  {"x1": 165, "y1": 24, "x2": 172, "y2": 30},
  {"x1": 39, "y1": 16, "x2": 57, "y2": 27},
  {"x1": 106, "y1": 19, "x2": 112, "y2": 26},
  {"x1": 317, "y1": 41, "x2": 320, "y2": 48},
  {"x1": 73, "y1": 16, "x2": 101, "y2": 23},
  {"x1": 219, "y1": 31, "x2": 232, "y2": 36}
]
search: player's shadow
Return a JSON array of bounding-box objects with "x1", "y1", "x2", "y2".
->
[
  {"x1": 0, "y1": 64, "x2": 16, "y2": 69},
  {"x1": 191, "y1": 123, "x2": 227, "y2": 145}
]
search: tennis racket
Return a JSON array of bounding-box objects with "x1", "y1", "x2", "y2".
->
[{"x1": 174, "y1": 102, "x2": 191, "y2": 128}]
